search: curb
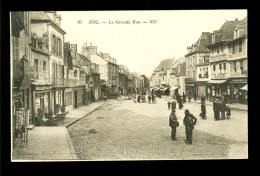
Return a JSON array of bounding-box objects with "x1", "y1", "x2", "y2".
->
[
  {"x1": 65, "y1": 103, "x2": 105, "y2": 128},
  {"x1": 189, "y1": 101, "x2": 248, "y2": 112}
]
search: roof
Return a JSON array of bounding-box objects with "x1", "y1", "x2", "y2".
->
[
  {"x1": 214, "y1": 19, "x2": 241, "y2": 42},
  {"x1": 158, "y1": 59, "x2": 174, "y2": 74},
  {"x1": 30, "y1": 11, "x2": 66, "y2": 34}
]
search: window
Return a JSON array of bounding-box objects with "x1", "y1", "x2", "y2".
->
[
  {"x1": 239, "y1": 41, "x2": 242, "y2": 52},
  {"x1": 213, "y1": 64, "x2": 216, "y2": 72},
  {"x1": 232, "y1": 43, "x2": 235, "y2": 54},
  {"x1": 187, "y1": 71, "x2": 190, "y2": 78},
  {"x1": 217, "y1": 46, "x2": 219, "y2": 53},
  {"x1": 223, "y1": 63, "x2": 226, "y2": 70},
  {"x1": 219, "y1": 63, "x2": 222, "y2": 70},
  {"x1": 233, "y1": 62, "x2": 237, "y2": 72},
  {"x1": 43, "y1": 61, "x2": 47, "y2": 72},
  {"x1": 34, "y1": 59, "x2": 38, "y2": 79},
  {"x1": 240, "y1": 61, "x2": 243, "y2": 71}
]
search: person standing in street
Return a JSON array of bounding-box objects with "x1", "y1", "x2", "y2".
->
[
  {"x1": 213, "y1": 99, "x2": 218, "y2": 120},
  {"x1": 201, "y1": 95, "x2": 205, "y2": 104},
  {"x1": 226, "y1": 106, "x2": 231, "y2": 119},
  {"x1": 201, "y1": 102, "x2": 206, "y2": 119},
  {"x1": 168, "y1": 101, "x2": 171, "y2": 110},
  {"x1": 182, "y1": 92, "x2": 186, "y2": 104},
  {"x1": 152, "y1": 94, "x2": 155, "y2": 103},
  {"x1": 148, "y1": 95, "x2": 151, "y2": 104},
  {"x1": 179, "y1": 98, "x2": 183, "y2": 110},
  {"x1": 104, "y1": 95, "x2": 107, "y2": 101},
  {"x1": 169, "y1": 109, "x2": 179, "y2": 141},
  {"x1": 171, "y1": 100, "x2": 176, "y2": 110},
  {"x1": 194, "y1": 93, "x2": 197, "y2": 101},
  {"x1": 188, "y1": 96, "x2": 191, "y2": 103},
  {"x1": 221, "y1": 101, "x2": 226, "y2": 120},
  {"x1": 183, "y1": 109, "x2": 197, "y2": 145}
]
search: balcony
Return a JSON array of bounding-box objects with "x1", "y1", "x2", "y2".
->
[
  {"x1": 227, "y1": 52, "x2": 247, "y2": 61},
  {"x1": 230, "y1": 70, "x2": 248, "y2": 77},
  {"x1": 209, "y1": 53, "x2": 227, "y2": 63}
]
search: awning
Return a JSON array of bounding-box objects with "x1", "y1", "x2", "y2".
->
[
  {"x1": 240, "y1": 84, "x2": 248, "y2": 91},
  {"x1": 170, "y1": 87, "x2": 178, "y2": 90},
  {"x1": 207, "y1": 79, "x2": 227, "y2": 84},
  {"x1": 163, "y1": 87, "x2": 170, "y2": 91}
]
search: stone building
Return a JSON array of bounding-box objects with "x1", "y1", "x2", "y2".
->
[
  {"x1": 30, "y1": 11, "x2": 67, "y2": 113},
  {"x1": 206, "y1": 18, "x2": 246, "y2": 102}
]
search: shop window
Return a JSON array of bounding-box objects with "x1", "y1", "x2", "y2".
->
[
  {"x1": 233, "y1": 62, "x2": 237, "y2": 72},
  {"x1": 239, "y1": 41, "x2": 242, "y2": 52},
  {"x1": 223, "y1": 63, "x2": 226, "y2": 70},
  {"x1": 43, "y1": 61, "x2": 47, "y2": 72}
]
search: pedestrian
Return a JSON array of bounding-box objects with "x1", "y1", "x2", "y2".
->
[
  {"x1": 188, "y1": 96, "x2": 191, "y2": 103},
  {"x1": 179, "y1": 98, "x2": 183, "y2": 110},
  {"x1": 226, "y1": 106, "x2": 231, "y2": 119},
  {"x1": 182, "y1": 92, "x2": 186, "y2": 103},
  {"x1": 201, "y1": 95, "x2": 205, "y2": 104},
  {"x1": 154, "y1": 96, "x2": 157, "y2": 103},
  {"x1": 213, "y1": 99, "x2": 218, "y2": 120},
  {"x1": 168, "y1": 101, "x2": 171, "y2": 110},
  {"x1": 104, "y1": 95, "x2": 107, "y2": 101},
  {"x1": 169, "y1": 109, "x2": 179, "y2": 141},
  {"x1": 171, "y1": 100, "x2": 176, "y2": 110},
  {"x1": 183, "y1": 109, "x2": 197, "y2": 145},
  {"x1": 137, "y1": 95, "x2": 141, "y2": 103},
  {"x1": 194, "y1": 93, "x2": 197, "y2": 101},
  {"x1": 221, "y1": 101, "x2": 226, "y2": 120},
  {"x1": 148, "y1": 95, "x2": 151, "y2": 104},
  {"x1": 152, "y1": 94, "x2": 155, "y2": 103},
  {"x1": 200, "y1": 102, "x2": 206, "y2": 119}
]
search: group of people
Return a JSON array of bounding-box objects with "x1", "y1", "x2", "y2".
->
[
  {"x1": 148, "y1": 94, "x2": 157, "y2": 104},
  {"x1": 213, "y1": 99, "x2": 231, "y2": 120},
  {"x1": 169, "y1": 109, "x2": 197, "y2": 145},
  {"x1": 133, "y1": 93, "x2": 147, "y2": 103}
]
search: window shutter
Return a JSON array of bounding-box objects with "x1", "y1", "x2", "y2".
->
[
  {"x1": 243, "y1": 60, "x2": 248, "y2": 70},
  {"x1": 51, "y1": 35, "x2": 54, "y2": 53}
]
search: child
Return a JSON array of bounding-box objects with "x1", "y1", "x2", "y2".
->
[
  {"x1": 226, "y1": 106, "x2": 231, "y2": 119},
  {"x1": 168, "y1": 101, "x2": 171, "y2": 110},
  {"x1": 188, "y1": 96, "x2": 191, "y2": 103}
]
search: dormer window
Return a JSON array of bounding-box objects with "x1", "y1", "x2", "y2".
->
[{"x1": 234, "y1": 28, "x2": 239, "y2": 39}]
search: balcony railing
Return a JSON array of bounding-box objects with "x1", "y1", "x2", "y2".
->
[
  {"x1": 227, "y1": 52, "x2": 247, "y2": 61},
  {"x1": 230, "y1": 70, "x2": 248, "y2": 77},
  {"x1": 211, "y1": 72, "x2": 229, "y2": 79}
]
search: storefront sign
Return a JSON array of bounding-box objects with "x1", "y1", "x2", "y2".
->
[
  {"x1": 35, "y1": 86, "x2": 52, "y2": 91},
  {"x1": 229, "y1": 78, "x2": 247, "y2": 83}
]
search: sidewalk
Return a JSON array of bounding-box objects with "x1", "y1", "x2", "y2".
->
[
  {"x1": 12, "y1": 127, "x2": 77, "y2": 161},
  {"x1": 162, "y1": 96, "x2": 247, "y2": 111},
  {"x1": 12, "y1": 101, "x2": 106, "y2": 161},
  {"x1": 59, "y1": 101, "x2": 106, "y2": 127}
]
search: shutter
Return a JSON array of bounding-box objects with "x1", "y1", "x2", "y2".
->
[
  {"x1": 51, "y1": 35, "x2": 54, "y2": 53},
  {"x1": 243, "y1": 60, "x2": 248, "y2": 70}
]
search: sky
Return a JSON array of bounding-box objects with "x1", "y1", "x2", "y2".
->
[{"x1": 58, "y1": 10, "x2": 247, "y2": 77}]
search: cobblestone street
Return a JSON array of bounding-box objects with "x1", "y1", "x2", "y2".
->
[{"x1": 68, "y1": 97, "x2": 248, "y2": 160}]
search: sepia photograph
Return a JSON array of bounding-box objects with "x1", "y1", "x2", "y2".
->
[{"x1": 10, "y1": 10, "x2": 248, "y2": 161}]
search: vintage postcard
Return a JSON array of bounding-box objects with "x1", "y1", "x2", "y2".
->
[{"x1": 11, "y1": 10, "x2": 248, "y2": 161}]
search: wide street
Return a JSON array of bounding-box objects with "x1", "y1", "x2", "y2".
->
[{"x1": 68, "y1": 96, "x2": 248, "y2": 160}]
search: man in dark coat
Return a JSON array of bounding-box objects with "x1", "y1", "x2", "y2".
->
[
  {"x1": 220, "y1": 101, "x2": 226, "y2": 120},
  {"x1": 179, "y1": 98, "x2": 183, "y2": 110},
  {"x1": 194, "y1": 93, "x2": 197, "y2": 101},
  {"x1": 182, "y1": 92, "x2": 186, "y2": 103},
  {"x1": 137, "y1": 94, "x2": 141, "y2": 103},
  {"x1": 168, "y1": 101, "x2": 171, "y2": 110},
  {"x1": 213, "y1": 99, "x2": 220, "y2": 120},
  {"x1": 183, "y1": 109, "x2": 197, "y2": 145},
  {"x1": 201, "y1": 102, "x2": 206, "y2": 119},
  {"x1": 148, "y1": 95, "x2": 151, "y2": 104},
  {"x1": 201, "y1": 95, "x2": 205, "y2": 104},
  {"x1": 151, "y1": 94, "x2": 155, "y2": 103},
  {"x1": 169, "y1": 109, "x2": 179, "y2": 141},
  {"x1": 171, "y1": 100, "x2": 176, "y2": 110}
]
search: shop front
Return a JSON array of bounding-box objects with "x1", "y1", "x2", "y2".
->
[
  {"x1": 196, "y1": 81, "x2": 208, "y2": 98},
  {"x1": 207, "y1": 79, "x2": 228, "y2": 101},
  {"x1": 227, "y1": 77, "x2": 247, "y2": 104},
  {"x1": 185, "y1": 78, "x2": 196, "y2": 97}
]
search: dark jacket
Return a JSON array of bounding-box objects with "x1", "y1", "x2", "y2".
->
[
  {"x1": 213, "y1": 101, "x2": 218, "y2": 111},
  {"x1": 171, "y1": 101, "x2": 176, "y2": 109},
  {"x1": 183, "y1": 113, "x2": 197, "y2": 128},
  {"x1": 169, "y1": 114, "x2": 179, "y2": 128},
  {"x1": 221, "y1": 103, "x2": 226, "y2": 112},
  {"x1": 201, "y1": 104, "x2": 206, "y2": 113}
]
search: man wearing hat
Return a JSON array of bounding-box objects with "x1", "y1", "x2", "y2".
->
[
  {"x1": 183, "y1": 109, "x2": 197, "y2": 145},
  {"x1": 169, "y1": 109, "x2": 179, "y2": 141}
]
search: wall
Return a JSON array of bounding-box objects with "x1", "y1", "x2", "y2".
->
[{"x1": 31, "y1": 51, "x2": 50, "y2": 83}]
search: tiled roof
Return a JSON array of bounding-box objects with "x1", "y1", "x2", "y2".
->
[
  {"x1": 197, "y1": 32, "x2": 212, "y2": 52},
  {"x1": 215, "y1": 19, "x2": 241, "y2": 42},
  {"x1": 236, "y1": 16, "x2": 247, "y2": 36},
  {"x1": 30, "y1": 11, "x2": 52, "y2": 21}
]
